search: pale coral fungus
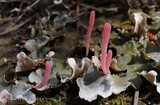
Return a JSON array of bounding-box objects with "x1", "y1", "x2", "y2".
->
[
  {"x1": 33, "y1": 60, "x2": 52, "y2": 89},
  {"x1": 85, "y1": 11, "x2": 112, "y2": 75},
  {"x1": 100, "y1": 23, "x2": 112, "y2": 74},
  {"x1": 86, "y1": 10, "x2": 95, "y2": 57}
]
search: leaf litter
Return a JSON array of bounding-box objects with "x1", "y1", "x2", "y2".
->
[{"x1": 0, "y1": 0, "x2": 160, "y2": 105}]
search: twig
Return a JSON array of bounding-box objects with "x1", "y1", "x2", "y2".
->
[
  {"x1": 76, "y1": 2, "x2": 80, "y2": 36},
  {"x1": 134, "y1": 90, "x2": 139, "y2": 105},
  {"x1": 0, "y1": 18, "x2": 32, "y2": 36},
  {"x1": 143, "y1": 91, "x2": 151, "y2": 100},
  {"x1": 79, "y1": 3, "x2": 119, "y2": 12},
  {"x1": 0, "y1": 0, "x2": 21, "y2": 3},
  {"x1": 0, "y1": 17, "x2": 17, "y2": 23},
  {"x1": 15, "y1": 0, "x2": 40, "y2": 23}
]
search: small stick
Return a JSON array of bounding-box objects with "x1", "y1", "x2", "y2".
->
[
  {"x1": 134, "y1": 90, "x2": 139, "y2": 105},
  {"x1": 0, "y1": 18, "x2": 31, "y2": 36}
]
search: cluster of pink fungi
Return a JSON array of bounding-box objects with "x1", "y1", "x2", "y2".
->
[
  {"x1": 34, "y1": 10, "x2": 112, "y2": 89},
  {"x1": 86, "y1": 11, "x2": 112, "y2": 75}
]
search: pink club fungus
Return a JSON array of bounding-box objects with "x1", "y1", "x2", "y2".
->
[
  {"x1": 86, "y1": 10, "x2": 95, "y2": 57},
  {"x1": 100, "y1": 23, "x2": 112, "y2": 74},
  {"x1": 33, "y1": 61, "x2": 52, "y2": 89},
  {"x1": 85, "y1": 11, "x2": 112, "y2": 75}
]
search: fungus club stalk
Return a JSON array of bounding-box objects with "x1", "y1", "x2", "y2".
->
[
  {"x1": 100, "y1": 23, "x2": 112, "y2": 74},
  {"x1": 105, "y1": 50, "x2": 112, "y2": 74},
  {"x1": 33, "y1": 61, "x2": 52, "y2": 89},
  {"x1": 86, "y1": 10, "x2": 95, "y2": 57}
]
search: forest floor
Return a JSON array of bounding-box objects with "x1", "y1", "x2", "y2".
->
[{"x1": 0, "y1": 0, "x2": 160, "y2": 105}]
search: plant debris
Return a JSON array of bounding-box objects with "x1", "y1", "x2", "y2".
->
[{"x1": 0, "y1": 0, "x2": 160, "y2": 105}]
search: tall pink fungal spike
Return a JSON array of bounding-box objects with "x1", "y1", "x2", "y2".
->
[
  {"x1": 86, "y1": 10, "x2": 95, "y2": 57},
  {"x1": 33, "y1": 61, "x2": 52, "y2": 89},
  {"x1": 100, "y1": 23, "x2": 112, "y2": 74}
]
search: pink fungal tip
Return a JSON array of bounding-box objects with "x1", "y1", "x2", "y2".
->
[
  {"x1": 104, "y1": 50, "x2": 112, "y2": 74},
  {"x1": 86, "y1": 10, "x2": 95, "y2": 57},
  {"x1": 33, "y1": 61, "x2": 52, "y2": 89},
  {"x1": 100, "y1": 23, "x2": 112, "y2": 75}
]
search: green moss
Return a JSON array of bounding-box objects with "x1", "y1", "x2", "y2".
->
[
  {"x1": 108, "y1": 93, "x2": 132, "y2": 105},
  {"x1": 34, "y1": 96, "x2": 63, "y2": 105}
]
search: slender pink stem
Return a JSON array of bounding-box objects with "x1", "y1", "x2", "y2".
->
[
  {"x1": 33, "y1": 61, "x2": 52, "y2": 89},
  {"x1": 100, "y1": 23, "x2": 111, "y2": 74},
  {"x1": 86, "y1": 10, "x2": 95, "y2": 57},
  {"x1": 104, "y1": 50, "x2": 112, "y2": 74}
]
